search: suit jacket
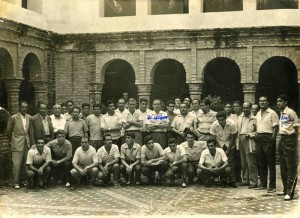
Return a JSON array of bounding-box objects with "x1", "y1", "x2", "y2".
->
[
  {"x1": 6, "y1": 112, "x2": 31, "y2": 152},
  {"x1": 29, "y1": 114, "x2": 54, "y2": 145}
]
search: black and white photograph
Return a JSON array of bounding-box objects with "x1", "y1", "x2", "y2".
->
[{"x1": 0, "y1": 0, "x2": 299, "y2": 217}]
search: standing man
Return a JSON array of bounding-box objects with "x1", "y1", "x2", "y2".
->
[
  {"x1": 171, "y1": 103, "x2": 194, "y2": 144},
  {"x1": 86, "y1": 103, "x2": 103, "y2": 150},
  {"x1": 194, "y1": 98, "x2": 217, "y2": 141},
  {"x1": 101, "y1": 100, "x2": 123, "y2": 147},
  {"x1": 251, "y1": 104, "x2": 259, "y2": 116},
  {"x1": 210, "y1": 111, "x2": 238, "y2": 188},
  {"x1": 26, "y1": 138, "x2": 52, "y2": 189},
  {"x1": 50, "y1": 104, "x2": 66, "y2": 138},
  {"x1": 146, "y1": 99, "x2": 169, "y2": 149},
  {"x1": 174, "y1": 97, "x2": 181, "y2": 115},
  {"x1": 61, "y1": 103, "x2": 68, "y2": 115},
  {"x1": 123, "y1": 98, "x2": 143, "y2": 145},
  {"x1": 7, "y1": 101, "x2": 31, "y2": 189},
  {"x1": 29, "y1": 102, "x2": 54, "y2": 146},
  {"x1": 64, "y1": 106, "x2": 88, "y2": 155},
  {"x1": 122, "y1": 92, "x2": 129, "y2": 109},
  {"x1": 255, "y1": 96, "x2": 279, "y2": 193},
  {"x1": 136, "y1": 98, "x2": 152, "y2": 143},
  {"x1": 189, "y1": 99, "x2": 202, "y2": 117},
  {"x1": 165, "y1": 100, "x2": 176, "y2": 141},
  {"x1": 237, "y1": 102, "x2": 258, "y2": 188},
  {"x1": 64, "y1": 100, "x2": 74, "y2": 121},
  {"x1": 277, "y1": 94, "x2": 299, "y2": 200},
  {"x1": 115, "y1": 98, "x2": 129, "y2": 143},
  {"x1": 183, "y1": 97, "x2": 192, "y2": 112},
  {"x1": 80, "y1": 103, "x2": 90, "y2": 122}
]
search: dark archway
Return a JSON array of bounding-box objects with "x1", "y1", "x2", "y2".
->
[
  {"x1": 256, "y1": 56, "x2": 298, "y2": 111},
  {"x1": 102, "y1": 59, "x2": 138, "y2": 104},
  {"x1": 151, "y1": 59, "x2": 189, "y2": 105},
  {"x1": 202, "y1": 57, "x2": 243, "y2": 103},
  {"x1": 0, "y1": 48, "x2": 14, "y2": 110}
]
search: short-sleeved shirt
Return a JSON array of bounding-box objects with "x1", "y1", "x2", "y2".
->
[
  {"x1": 26, "y1": 146, "x2": 52, "y2": 165},
  {"x1": 120, "y1": 142, "x2": 141, "y2": 162},
  {"x1": 210, "y1": 119, "x2": 237, "y2": 147},
  {"x1": 101, "y1": 113, "x2": 122, "y2": 139},
  {"x1": 72, "y1": 146, "x2": 97, "y2": 168},
  {"x1": 279, "y1": 106, "x2": 299, "y2": 135},
  {"x1": 124, "y1": 110, "x2": 143, "y2": 131},
  {"x1": 64, "y1": 113, "x2": 72, "y2": 121},
  {"x1": 166, "y1": 111, "x2": 176, "y2": 131},
  {"x1": 46, "y1": 139, "x2": 72, "y2": 160},
  {"x1": 50, "y1": 114, "x2": 66, "y2": 133},
  {"x1": 86, "y1": 114, "x2": 102, "y2": 140},
  {"x1": 196, "y1": 110, "x2": 217, "y2": 134},
  {"x1": 136, "y1": 109, "x2": 152, "y2": 132},
  {"x1": 179, "y1": 141, "x2": 207, "y2": 162},
  {"x1": 64, "y1": 118, "x2": 88, "y2": 138},
  {"x1": 141, "y1": 143, "x2": 164, "y2": 160},
  {"x1": 171, "y1": 113, "x2": 195, "y2": 132},
  {"x1": 199, "y1": 148, "x2": 228, "y2": 168},
  {"x1": 145, "y1": 110, "x2": 169, "y2": 132},
  {"x1": 97, "y1": 144, "x2": 120, "y2": 164},
  {"x1": 115, "y1": 108, "x2": 129, "y2": 123},
  {"x1": 164, "y1": 146, "x2": 182, "y2": 163},
  {"x1": 189, "y1": 110, "x2": 202, "y2": 118},
  {"x1": 256, "y1": 108, "x2": 279, "y2": 134},
  {"x1": 237, "y1": 114, "x2": 257, "y2": 135}
]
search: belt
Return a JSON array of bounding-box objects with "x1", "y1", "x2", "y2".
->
[
  {"x1": 257, "y1": 133, "x2": 272, "y2": 135},
  {"x1": 281, "y1": 133, "x2": 297, "y2": 138},
  {"x1": 199, "y1": 132, "x2": 210, "y2": 135}
]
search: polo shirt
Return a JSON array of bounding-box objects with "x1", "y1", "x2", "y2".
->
[
  {"x1": 279, "y1": 106, "x2": 299, "y2": 135},
  {"x1": 97, "y1": 144, "x2": 120, "y2": 164},
  {"x1": 179, "y1": 141, "x2": 207, "y2": 162},
  {"x1": 141, "y1": 143, "x2": 164, "y2": 160},
  {"x1": 101, "y1": 112, "x2": 122, "y2": 139},
  {"x1": 86, "y1": 114, "x2": 102, "y2": 140},
  {"x1": 164, "y1": 146, "x2": 182, "y2": 163},
  {"x1": 26, "y1": 146, "x2": 52, "y2": 165},
  {"x1": 50, "y1": 114, "x2": 66, "y2": 133},
  {"x1": 196, "y1": 110, "x2": 217, "y2": 134},
  {"x1": 72, "y1": 146, "x2": 97, "y2": 168},
  {"x1": 199, "y1": 147, "x2": 228, "y2": 168},
  {"x1": 46, "y1": 139, "x2": 72, "y2": 160},
  {"x1": 64, "y1": 118, "x2": 88, "y2": 138},
  {"x1": 210, "y1": 119, "x2": 237, "y2": 147},
  {"x1": 120, "y1": 142, "x2": 141, "y2": 162},
  {"x1": 171, "y1": 113, "x2": 195, "y2": 132},
  {"x1": 256, "y1": 108, "x2": 279, "y2": 134},
  {"x1": 145, "y1": 110, "x2": 169, "y2": 132},
  {"x1": 136, "y1": 109, "x2": 152, "y2": 132},
  {"x1": 124, "y1": 110, "x2": 143, "y2": 131}
]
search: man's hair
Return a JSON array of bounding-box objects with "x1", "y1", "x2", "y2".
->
[
  {"x1": 144, "y1": 135, "x2": 153, "y2": 144},
  {"x1": 216, "y1": 111, "x2": 227, "y2": 119},
  {"x1": 107, "y1": 100, "x2": 115, "y2": 107},
  {"x1": 125, "y1": 132, "x2": 136, "y2": 139},
  {"x1": 192, "y1": 99, "x2": 200, "y2": 104},
  {"x1": 252, "y1": 104, "x2": 259, "y2": 108},
  {"x1": 93, "y1": 103, "x2": 101, "y2": 109},
  {"x1": 118, "y1": 98, "x2": 125, "y2": 103},
  {"x1": 152, "y1": 99, "x2": 161, "y2": 104},
  {"x1": 166, "y1": 100, "x2": 175, "y2": 107},
  {"x1": 233, "y1": 101, "x2": 242, "y2": 106},
  {"x1": 66, "y1": 100, "x2": 74, "y2": 105},
  {"x1": 36, "y1": 138, "x2": 45, "y2": 143},
  {"x1": 53, "y1": 104, "x2": 61, "y2": 109},
  {"x1": 128, "y1": 98, "x2": 136, "y2": 104},
  {"x1": 140, "y1": 98, "x2": 148, "y2": 104},
  {"x1": 207, "y1": 138, "x2": 217, "y2": 146},
  {"x1": 56, "y1": 129, "x2": 66, "y2": 136},
  {"x1": 259, "y1": 95, "x2": 269, "y2": 102},
  {"x1": 37, "y1": 101, "x2": 48, "y2": 109},
  {"x1": 19, "y1": 101, "x2": 28, "y2": 107},
  {"x1": 202, "y1": 97, "x2": 211, "y2": 106},
  {"x1": 243, "y1": 101, "x2": 252, "y2": 108},
  {"x1": 61, "y1": 102, "x2": 67, "y2": 107},
  {"x1": 168, "y1": 138, "x2": 176, "y2": 145},
  {"x1": 277, "y1": 94, "x2": 288, "y2": 102},
  {"x1": 72, "y1": 106, "x2": 81, "y2": 112},
  {"x1": 81, "y1": 103, "x2": 90, "y2": 108},
  {"x1": 103, "y1": 134, "x2": 112, "y2": 140},
  {"x1": 224, "y1": 102, "x2": 232, "y2": 107},
  {"x1": 185, "y1": 129, "x2": 196, "y2": 138},
  {"x1": 81, "y1": 137, "x2": 89, "y2": 142}
]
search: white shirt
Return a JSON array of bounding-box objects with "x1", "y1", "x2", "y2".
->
[
  {"x1": 256, "y1": 108, "x2": 279, "y2": 134},
  {"x1": 50, "y1": 114, "x2": 66, "y2": 133},
  {"x1": 20, "y1": 114, "x2": 27, "y2": 131},
  {"x1": 279, "y1": 106, "x2": 299, "y2": 135}
]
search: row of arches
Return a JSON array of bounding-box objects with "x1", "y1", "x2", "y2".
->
[{"x1": 0, "y1": 46, "x2": 299, "y2": 112}]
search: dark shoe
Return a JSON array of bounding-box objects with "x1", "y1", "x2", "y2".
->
[
  {"x1": 277, "y1": 191, "x2": 286, "y2": 196},
  {"x1": 248, "y1": 184, "x2": 258, "y2": 189},
  {"x1": 169, "y1": 179, "x2": 175, "y2": 186},
  {"x1": 114, "y1": 182, "x2": 121, "y2": 189},
  {"x1": 40, "y1": 184, "x2": 48, "y2": 189},
  {"x1": 135, "y1": 181, "x2": 141, "y2": 185},
  {"x1": 70, "y1": 185, "x2": 77, "y2": 191},
  {"x1": 220, "y1": 181, "x2": 227, "y2": 188},
  {"x1": 267, "y1": 188, "x2": 276, "y2": 193},
  {"x1": 254, "y1": 186, "x2": 267, "y2": 190},
  {"x1": 228, "y1": 182, "x2": 237, "y2": 188},
  {"x1": 238, "y1": 181, "x2": 250, "y2": 186}
]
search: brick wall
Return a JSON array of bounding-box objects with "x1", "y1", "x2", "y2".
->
[{"x1": 0, "y1": 134, "x2": 11, "y2": 183}]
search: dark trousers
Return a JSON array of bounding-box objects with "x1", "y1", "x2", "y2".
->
[
  {"x1": 222, "y1": 145, "x2": 236, "y2": 182},
  {"x1": 120, "y1": 162, "x2": 142, "y2": 182},
  {"x1": 181, "y1": 162, "x2": 198, "y2": 182},
  {"x1": 50, "y1": 160, "x2": 72, "y2": 182},
  {"x1": 279, "y1": 134, "x2": 298, "y2": 198},
  {"x1": 149, "y1": 132, "x2": 167, "y2": 149},
  {"x1": 197, "y1": 167, "x2": 231, "y2": 184},
  {"x1": 142, "y1": 161, "x2": 169, "y2": 182},
  {"x1": 26, "y1": 164, "x2": 51, "y2": 185},
  {"x1": 256, "y1": 134, "x2": 276, "y2": 189},
  {"x1": 89, "y1": 140, "x2": 103, "y2": 151},
  {"x1": 99, "y1": 163, "x2": 120, "y2": 183},
  {"x1": 235, "y1": 150, "x2": 242, "y2": 182},
  {"x1": 69, "y1": 136, "x2": 82, "y2": 156}
]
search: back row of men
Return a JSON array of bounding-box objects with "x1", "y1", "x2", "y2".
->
[{"x1": 7, "y1": 94, "x2": 299, "y2": 201}]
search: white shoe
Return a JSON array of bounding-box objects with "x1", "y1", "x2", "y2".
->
[
  {"x1": 14, "y1": 184, "x2": 20, "y2": 189},
  {"x1": 181, "y1": 182, "x2": 187, "y2": 188},
  {"x1": 65, "y1": 182, "x2": 70, "y2": 187},
  {"x1": 284, "y1": 194, "x2": 291, "y2": 201}
]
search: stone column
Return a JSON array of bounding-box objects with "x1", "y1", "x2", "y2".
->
[
  {"x1": 4, "y1": 78, "x2": 22, "y2": 114},
  {"x1": 136, "y1": 84, "x2": 152, "y2": 103},
  {"x1": 188, "y1": 83, "x2": 203, "y2": 100},
  {"x1": 89, "y1": 82, "x2": 104, "y2": 104},
  {"x1": 32, "y1": 81, "x2": 48, "y2": 105},
  {"x1": 243, "y1": 83, "x2": 257, "y2": 103}
]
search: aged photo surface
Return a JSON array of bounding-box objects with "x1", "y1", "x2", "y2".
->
[{"x1": 0, "y1": 0, "x2": 299, "y2": 217}]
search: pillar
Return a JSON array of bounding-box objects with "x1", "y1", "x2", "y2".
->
[
  {"x1": 4, "y1": 78, "x2": 22, "y2": 114},
  {"x1": 89, "y1": 82, "x2": 103, "y2": 104},
  {"x1": 32, "y1": 80, "x2": 48, "y2": 104},
  {"x1": 188, "y1": 83, "x2": 203, "y2": 100},
  {"x1": 243, "y1": 83, "x2": 257, "y2": 103},
  {"x1": 136, "y1": 84, "x2": 152, "y2": 103}
]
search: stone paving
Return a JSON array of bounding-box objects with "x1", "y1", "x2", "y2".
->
[{"x1": 0, "y1": 169, "x2": 299, "y2": 217}]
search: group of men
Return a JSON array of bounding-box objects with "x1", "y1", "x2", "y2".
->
[{"x1": 6, "y1": 93, "x2": 299, "y2": 201}]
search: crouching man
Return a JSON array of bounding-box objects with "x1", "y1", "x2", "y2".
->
[
  {"x1": 197, "y1": 138, "x2": 231, "y2": 187},
  {"x1": 26, "y1": 139, "x2": 52, "y2": 189},
  {"x1": 70, "y1": 137, "x2": 98, "y2": 190}
]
